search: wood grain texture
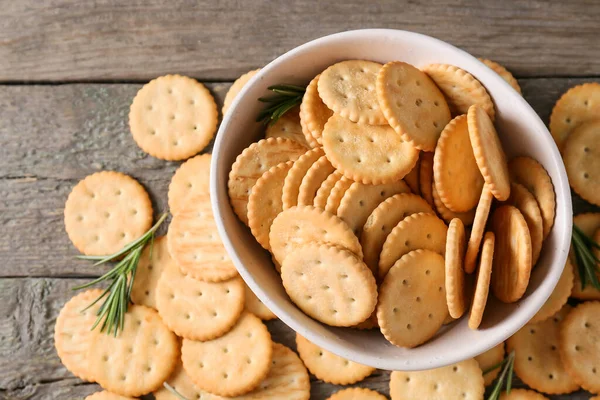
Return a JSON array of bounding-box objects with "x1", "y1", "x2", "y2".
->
[
  {"x1": 1, "y1": 0, "x2": 600, "y2": 81},
  {"x1": 0, "y1": 278, "x2": 590, "y2": 400}
]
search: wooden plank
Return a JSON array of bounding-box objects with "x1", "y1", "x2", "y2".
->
[
  {"x1": 0, "y1": 277, "x2": 590, "y2": 399},
  {"x1": 1, "y1": 0, "x2": 600, "y2": 81},
  {"x1": 1, "y1": 78, "x2": 598, "y2": 277}
]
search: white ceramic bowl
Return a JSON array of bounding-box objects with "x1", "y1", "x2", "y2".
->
[{"x1": 211, "y1": 29, "x2": 572, "y2": 371}]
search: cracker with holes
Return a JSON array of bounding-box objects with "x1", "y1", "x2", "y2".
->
[
  {"x1": 300, "y1": 73, "x2": 333, "y2": 146},
  {"x1": 378, "y1": 249, "x2": 448, "y2": 348},
  {"x1": 167, "y1": 193, "x2": 238, "y2": 282},
  {"x1": 269, "y1": 205, "x2": 363, "y2": 266},
  {"x1": 431, "y1": 183, "x2": 476, "y2": 225},
  {"x1": 64, "y1": 171, "x2": 153, "y2": 256},
  {"x1": 248, "y1": 161, "x2": 294, "y2": 250},
  {"x1": 361, "y1": 193, "x2": 434, "y2": 276},
  {"x1": 563, "y1": 119, "x2": 600, "y2": 206},
  {"x1": 223, "y1": 69, "x2": 260, "y2": 115},
  {"x1": 530, "y1": 258, "x2": 572, "y2": 324},
  {"x1": 490, "y1": 205, "x2": 532, "y2": 303},
  {"x1": 422, "y1": 63, "x2": 495, "y2": 120},
  {"x1": 154, "y1": 362, "x2": 202, "y2": 400},
  {"x1": 265, "y1": 106, "x2": 310, "y2": 148},
  {"x1": 337, "y1": 180, "x2": 410, "y2": 236},
  {"x1": 479, "y1": 59, "x2": 521, "y2": 94},
  {"x1": 419, "y1": 151, "x2": 435, "y2": 206},
  {"x1": 549, "y1": 82, "x2": 600, "y2": 150},
  {"x1": 325, "y1": 176, "x2": 354, "y2": 214},
  {"x1": 508, "y1": 305, "x2": 579, "y2": 395},
  {"x1": 467, "y1": 103, "x2": 511, "y2": 201},
  {"x1": 297, "y1": 155, "x2": 335, "y2": 206},
  {"x1": 322, "y1": 114, "x2": 419, "y2": 184},
  {"x1": 87, "y1": 305, "x2": 179, "y2": 397},
  {"x1": 243, "y1": 282, "x2": 276, "y2": 321},
  {"x1": 131, "y1": 236, "x2": 174, "y2": 309},
  {"x1": 281, "y1": 243, "x2": 377, "y2": 327},
  {"x1": 469, "y1": 231, "x2": 494, "y2": 330},
  {"x1": 474, "y1": 342, "x2": 505, "y2": 386},
  {"x1": 379, "y1": 212, "x2": 448, "y2": 279},
  {"x1": 434, "y1": 114, "x2": 484, "y2": 212},
  {"x1": 129, "y1": 75, "x2": 218, "y2": 160},
  {"x1": 445, "y1": 218, "x2": 467, "y2": 319},
  {"x1": 282, "y1": 147, "x2": 325, "y2": 210},
  {"x1": 54, "y1": 289, "x2": 104, "y2": 382},
  {"x1": 508, "y1": 156, "x2": 556, "y2": 240},
  {"x1": 506, "y1": 182, "x2": 544, "y2": 265},
  {"x1": 376, "y1": 61, "x2": 451, "y2": 151},
  {"x1": 85, "y1": 392, "x2": 136, "y2": 400},
  {"x1": 181, "y1": 312, "x2": 273, "y2": 397},
  {"x1": 295, "y1": 334, "x2": 375, "y2": 385},
  {"x1": 390, "y1": 359, "x2": 485, "y2": 399},
  {"x1": 559, "y1": 301, "x2": 600, "y2": 394},
  {"x1": 156, "y1": 259, "x2": 244, "y2": 341},
  {"x1": 464, "y1": 185, "x2": 494, "y2": 274},
  {"x1": 314, "y1": 171, "x2": 343, "y2": 209},
  {"x1": 327, "y1": 388, "x2": 387, "y2": 400},
  {"x1": 229, "y1": 137, "x2": 306, "y2": 225},
  {"x1": 168, "y1": 153, "x2": 211, "y2": 215},
  {"x1": 318, "y1": 60, "x2": 387, "y2": 125}
]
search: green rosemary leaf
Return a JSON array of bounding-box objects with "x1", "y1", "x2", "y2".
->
[
  {"x1": 572, "y1": 226, "x2": 600, "y2": 291},
  {"x1": 482, "y1": 359, "x2": 506, "y2": 375},
  {"x1": 257, "y1": 83, "x2": 306, "y2": 126},
  {"x1": 267, "y1": 84, "x2": 306, "y2": 92},
  {"x1": 487, "y1": 351, "x2": 515, "y2": 400}
]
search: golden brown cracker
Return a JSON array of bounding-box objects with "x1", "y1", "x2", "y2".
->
[
  {"x1": 223, "y1": 69, "x2": 260, "y2": 115},
  {"x1": 445, "y1": 218, "x2": 467, "y2": 318},
  {"x1": 168, "y1": 153, "x2": 211, "y2": 215},
  {"x1": 563, "y1": 119, "x2": 600, "y2": 206},
  {"x1": 244, "y1": 282, "x2": 276, "y2": 321},
  {"x1": 314, "y1": 171, "x2": 343, "y2": 209},
  {"x1": 265, "y1": 106, "x2": 310, "y2": 148},
  {"x1": 131, "y1": 236, "x2": 174, "y2": 309},
  {"x1": 297, "y1": 155, "x2": 335, "y2": 206},
  {"x1": 404, "y1": 156, "x2": 421, "y2": 195},
  {"x1": 419, "y1": 151, "x2": 435, "y2": 206},
  {"x1": 432, "y1": 183, "x2": 476, "y2": 226},
  {"x1": 475, "y1": 342, "x2": 505, "y2": 386},
  {"x1": 327, "y1": 388, "x2": 387, "y2": 400},
  {"x1": 505, "y1": 182, "x2": 544, "y2": 265},
  {"x1": 282, "y1": 147, "x2": 325, "y2": 210},
  {"x1": 479, "y1": 59, "x2": 521, "y2": 94},
  {"x1": 469, "y1": 231, "x2": 494, "y2": 330},
  {"x1": 464, "y1": 185, "x2": 494, "y2": 274},
  {"x1": 325, "y1": 176, "x2": 354, "y2": 214},
  {"x1": 499, "y1": 389, "x2": 549, "y2": 400},
  {"x1": 530, "y1": 257, "x2": 573, "y2": 323},
  {"x1": 300, "y1": 73, "x2": 333, "y2": 146}
]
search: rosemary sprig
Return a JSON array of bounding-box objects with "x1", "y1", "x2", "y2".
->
[
  {"x1": 163, "y1": 383, "x2": 189, "y2": 400},
  {"x1": 486, "y1": 350, "x2": 515, "y2": 400},
  {"x1": 256, "y1": 84, "x2": 306, "y2": 126},
  {"x1": 571, "y1": 225, "x2": 600, "y2": 290},
  {"x1": 73, "y1": 213, "x2": 168, "y2": 336}
]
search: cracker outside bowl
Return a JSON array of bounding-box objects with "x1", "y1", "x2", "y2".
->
[{"x1": 211, "y1": 29, "x2": 572, "y2": 371}]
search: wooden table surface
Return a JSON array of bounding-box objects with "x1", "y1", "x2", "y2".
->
[{"x1": 1, "y1": 1, "x2": 599, "y2": 399}]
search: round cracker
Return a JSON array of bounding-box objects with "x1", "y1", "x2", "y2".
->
[
  {"x1": 559, "y1": 301, "x2": 600, "y2": 393},
  {"x1": 361, "y1": 193, "x2": 434, "y2": 276},
  {"x1": 508, "y1": 156, "x2": 556, "y2": 240},
  {"x1": 530, "y1": 257, "x2": 573, "y2": 324},
  {"x1": 474, "y1": 342, "x2": 505, "y2": 386},
  {"x1": 404, "y1": 156, "x2": 421, "y2": 195},
  {"x1": 314, "y1": 171, "x2": 343, "y2": 209},
  {"x1": 432, "y1": 183, "x2": 476, "y2": 225},
  {"x1": 467, "y1": 104, "x2": 511, "y2": 201},
  {"x1": 549, "y1": 82, "x2": 600, "y2": 150},
  {"x1": 378, "y1": 249, "x2": 448, "y2": 348},
  {"x1": 54, "y1": 289, "x2": 104, "y2": 382},
  {"x1": 265, "y1": 106, "x2": 310, "y2": 148},
  {"x1": 269, "y1": 205, "x2": 363, "y2": 266},
  {"x1": 295, "y1": 334, "x2": 375, "y2": 385},
  {"x1": 469, "y1": 231, "x2": 495, "y2": 330},
  {"x1": 379, "y1": 212, "x2": 448, "y2": 280},
  {"x1": 390, "y1": 359, "x2": 484, "y2": 399},
  {"x1": 156, "y1": 260, "x2": 244, "y2": 341},
  {"x1": 489, "y1": 205, "x2": 532, "y2": 303},
  {"x1": 85, "y1": 392, "x2": 136, "y2": 400},
  {"x1": 434, "y1": 114, "x2": 484, "y2": 212},
  {"x1": 64, "y1": 171, "x2": 153, "y2": 256},
  {"x1": 446, "y1": 218, "x2": 467, "y2": 318},
  {"x1": 563, "y1": 119, "x2": 600, "y2": 206},
  {"x1": 325, "y1": 176, "x2": 354, "y2": 214},
  {"x1": 167, "y1": 193, "x2": 238, "y2": 282},
  {"x1": 281, "y1": 243, "x2": 377, "y2": 327},
  {"x1": 322, "y1": 114, "x2": 419, "y2": 184},
  {"x1": 228, "y1": 137, "x2": 307, "y2": 225},
  {"x1": 154, "y1": 362, "x2": 202, "y2": 400},
  {"x1": 508, "y1": 305, "x2": 579, "y2": 395},
  {"x1": 181, "y1": 312, "x2": 272, "y2": 397},
  {"x1": 223, "y1": 69, "x2": 260, "y2": 115},
  {"x1": 300, "y1": 73, "x2": 333, "y2": 146},
  {"x1": 422, "y1": 63, "x2": 495, "y2": 120},
  {"x1": 297, "y1": 155, "x2": 335, "y2": 206},
  {"x1": 248, "y1": 161, "x2": 294, "y2": 250},
  {"x1": 479, "y1": 59, "x2": 522, "y2": 94},
  {"x1": 464, "y1": 185, "x2": 494, "y2": 274},
  {"x1": 376, "y1": 61, "x2": 451, "y2": 151},
  {"x1": 282, "y1": 147, "x2": 325, "y2": 210},
  {"x1": 506, "y1": 182, "x2": 544, "y2": 265},
  {"x1": 129, "y1": 75, "x2": 218, "y2": 160},
  {"x1": 572, "y1": 213, "x2": 600, "y2": 300},
  {"x1": 327, "y1": 388, "x2": 387, "y2": 400},
  {"x1": 131, "y1": 236, "x2": 175, "y2": 309},
  {"x1": 168, "y1": 154, "x2": 211, "y2": 215},
  {"x1": 318, "y1": 60, "x2": 387, "y2": 125},
  {"x1": 419, "y1": 151, "x2": 435, "y2": 206},
  {"x1": 337, "y1": 179, "x2": 411, "y2": 236},
  {"x1": 244, "y1": 282, "x2": 276, "y2": 321},
  {"x1": 87, "y1": 305, "x2": 179, "y2": 397},
  {"x1": 499, "y1": 389, "x2": 549, "y2": 400}
]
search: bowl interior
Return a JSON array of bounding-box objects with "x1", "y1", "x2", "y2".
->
[{"x1": 211, "y1": 29, "x2": 572, "y2": 371}]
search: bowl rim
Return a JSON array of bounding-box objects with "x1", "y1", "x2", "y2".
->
[{"x1": 211, "y1": 28, "x2": 572, "y2": 370}]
